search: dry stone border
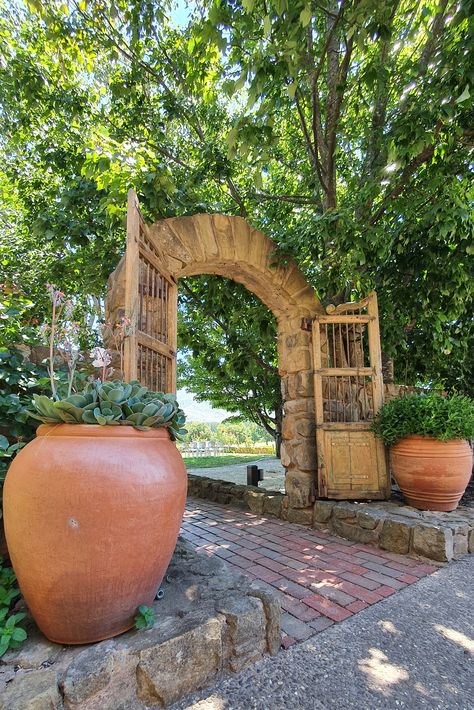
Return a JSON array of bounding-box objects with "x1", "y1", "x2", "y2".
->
[
  {"x1": 188, "y1": 475, "x2": 474, "y2": 563},
  {"x1": 0, "y1": 539, "x2": 280, "y2": 709}
]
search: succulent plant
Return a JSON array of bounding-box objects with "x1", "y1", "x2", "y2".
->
[{"x1": 28, "y1": 380, "x2": 187, "y2": 440}]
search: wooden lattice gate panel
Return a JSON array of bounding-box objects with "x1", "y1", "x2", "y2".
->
[
  {"x1": 124, "y1": 190, "x2": 177, "y2": 393},
  {"x1": 312, "y1": 291, "x2": 390, "y2": 500}
]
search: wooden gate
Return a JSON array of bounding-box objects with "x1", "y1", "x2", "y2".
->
[
  {"x1": 123, "y1": 190, "x2": 177, "y2": 392},
  {"x1": 312, "y1": 292, "x2": 389, "y2": 500}
]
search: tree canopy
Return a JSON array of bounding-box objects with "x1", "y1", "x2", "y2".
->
[{"x1": 0, "y1": 0, "x2": 472, "y2": 396}]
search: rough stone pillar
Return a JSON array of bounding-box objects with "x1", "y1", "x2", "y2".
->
[{"x1": 277, "y1": 314, "x2": 317, "y2": 525}]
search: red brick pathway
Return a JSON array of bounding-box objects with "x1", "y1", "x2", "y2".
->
[{"x1": 181, "y1": 498, "x2": 437, "y2": 648}]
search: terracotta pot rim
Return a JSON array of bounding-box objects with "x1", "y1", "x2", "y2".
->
[
  {"x1": 392, "y1": 434, "x2": 471, "y2": 445},
  {"x1": 36, "y1": 423, "x2": 172, "y2": 439}
]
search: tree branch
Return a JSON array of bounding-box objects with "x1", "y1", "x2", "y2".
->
[
  {"x1": 295, "y1": 91, "x2": 327, "y2": 193},
  {"x1": 418, "y1": 0, "x2": 450, "y2": 75},
  {"x1": 368, "y1": 123, "x2": 458, "y2": 224},
  {"x1": 326, "y1": 43, "x2": 354, "y2": 207},
  {"x1": 250, "y1": 192, "x2": 321, "y2": 205}
]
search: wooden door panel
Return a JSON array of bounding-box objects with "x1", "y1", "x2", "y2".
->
[
  {"x1": 123, "y1": 189, "x2": 177, "y2": 393},
  {"x1": 324, "y1": 430, "x2": 382, "y2": 498},
  {"x1": 347, "y1": 432, "x2": 376, "y2": 487}
]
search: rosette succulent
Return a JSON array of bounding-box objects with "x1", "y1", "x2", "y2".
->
[{"x1": 28, "y1": 380, "x2": 187, "y2": 440}]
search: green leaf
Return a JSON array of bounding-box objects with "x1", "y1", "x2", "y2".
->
[
  {"x1": 455, "y1": 85, "x2": 470, "y2": 103},
  {"x1": 0, "y1": 637, "x2": 10, "y2": 657},
  {"x1": 300, "y1": 6, "x2": 311, "y2": 27},
  {"x1": 134, "y1": 604, "x2": 155, "y2": 630},
  {"x1": 11, "y1": 627, "x2": 27, "y2": 642},
  {"x1": 263, "y1": 15, "x2": 271, "y2": 37},
  {"x1": 287, "y1": 82, "x2": 297, "y2": 99}
]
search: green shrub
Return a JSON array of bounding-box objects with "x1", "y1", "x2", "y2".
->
[
  {"x1": 0, "y1": 347, "x2": 53, "y2": 499},
  {"x1": 29, "y1": 380, "x2": 187, "y2": 439},
  {"x1": 0, "y1": 557, "x2": 27, "y2": 657},
  {"x1": 372, "y1": 392, "x2": 474, "y2": 447},
  {"x1": 0, "y1": 347, "x2": 50, "y2": 438},
  {"x1": 226, "y1": 444, "x2": 275, "y2": 455},
  {"x1": 0, "y1": 287, "x2": 38, "y2": 347}
]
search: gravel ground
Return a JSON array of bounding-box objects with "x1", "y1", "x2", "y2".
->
[
  {"x1": 186, "y1": 457, "x2": 285, "y2": 492},
  {"x1": 171, "y1": 555, "x2": 474, "y2": 710}
]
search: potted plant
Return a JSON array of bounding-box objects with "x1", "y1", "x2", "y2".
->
[
  {"x1": 3, "y1": 379, "x2": 188, "y2": 645},
  {"x1": 372, "y1": 392, "x2": 473, "y2": 511}
]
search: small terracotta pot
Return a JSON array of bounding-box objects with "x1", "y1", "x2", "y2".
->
[
  {"x1": 3, "y1": 424, "x2": 187, "y2": 644},
  {"x1": 390, "y1": 435, "x2": 473, "y2": 511}
]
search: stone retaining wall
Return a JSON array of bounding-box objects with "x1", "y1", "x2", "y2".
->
[
  {"x1": 188, "y1": 474, "x2": 286, "y2": 518},
  {"x1": 188, "y1": 475, "x2": 474, "y2": 563},
  {"x1": 0, "y1": 539, "x2": 281, "y2": 709},
  {"x1": 313, "y1": 499, "x2": 474, "y2": 562}
]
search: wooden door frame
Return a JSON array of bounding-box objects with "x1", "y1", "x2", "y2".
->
[{"x1": 312, "y1": 292, "x2": 390, "y2": 499}]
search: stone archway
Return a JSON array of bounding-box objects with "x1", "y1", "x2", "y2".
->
[
  {"x1": 149, "y1": 213, "x2": 324, "y2": 524},
  {"x1": 107, "y1": 202, "x2": 324, "y2": 524}
]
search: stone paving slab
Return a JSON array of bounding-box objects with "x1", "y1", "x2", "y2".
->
[{"x1": 182, "y1": 499, "x2": 437, "y2": 648}]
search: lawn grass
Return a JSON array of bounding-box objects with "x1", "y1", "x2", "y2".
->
[{"x1": 183, "y1": 454, "x2": 274, "y2": 469}]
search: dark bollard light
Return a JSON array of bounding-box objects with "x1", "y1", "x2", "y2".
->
[{"x1": 247, "y1": 465, "x2": 264, "y2": 487}]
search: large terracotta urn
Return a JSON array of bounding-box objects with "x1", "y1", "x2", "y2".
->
[
  {"x1": 390, "y1": 435, "x2": 472, "y2": 511},
  {"x1": 3, "y1": 423, "x2": 187, "y2": 644}
]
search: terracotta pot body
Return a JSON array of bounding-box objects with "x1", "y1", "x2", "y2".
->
[
  {"x1": 3, "y1": 424, "x2": 187, "y2": 644},
  {"x1": 390, "y1": 435, "x2": 472, "y2": 511}
]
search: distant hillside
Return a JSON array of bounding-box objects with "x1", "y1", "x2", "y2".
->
[{"x1": 176, "y1": 389, "x2": 234, "y2": 423}]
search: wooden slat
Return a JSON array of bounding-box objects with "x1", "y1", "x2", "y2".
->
[
  {"x1": 315, "y1": 314, "x2": 373, "y2": 324},
  {"x1": 321, "y1": 422, "x2": 372, "y2": 431},
  {"x1": 312, "y1": 320, "x2": 327, "y2": 497},
  {"x1": 367, "y1": 291, "x2": 384, "y2": 413},
  {"x1": 137, "y1": 330, "x2": 175, "y2": 359},
  {"x1": 138, "y1": 242, "x2": 175, "y2": 286},
  {"x1": 325, "y1": 295, "x2": 371, "y2": 315},
  {"x1": 124, "y1": 189, "x2": 140, "y2": 381},
  {"x1": 167, "y1": 281, "x2": 178, "y2": 392},
  {"x1": 314, "y1": 367, "x2": 372, "y2": 377},
  {"x1": 367, "y1": 291, "x2": 390, "y2": 497}
]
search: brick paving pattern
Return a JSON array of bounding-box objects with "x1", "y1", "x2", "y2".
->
[{"x1": 181, "y1": 498, "x2": 437, "y2": 648}]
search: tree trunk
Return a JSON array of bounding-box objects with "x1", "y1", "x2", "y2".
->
[
  {"x1": 275, "y1": 433, "x2": 281, "y2": 459},
  {"x1": 274, "y1": 402, "x2": 283, "y2": 459},
  {"x1": 382, "y1": 354, "x2": 395, "y2": 384}
]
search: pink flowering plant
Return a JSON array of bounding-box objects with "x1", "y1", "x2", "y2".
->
[
  {"x1": 43, "y1": 285, "x2": 84, "y2": 400},
  {"x1": 99, "y1": 315, "x2": 132, "y2": 375}
]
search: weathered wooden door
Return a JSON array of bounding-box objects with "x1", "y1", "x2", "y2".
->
[
  {"x1": 312, "y1": 292, "x2": 389, "y2": 500},
  {"x1": 123, "y1": 189, "x2": 177, "y2": 393}
]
